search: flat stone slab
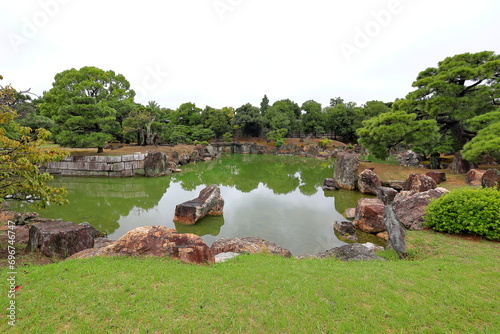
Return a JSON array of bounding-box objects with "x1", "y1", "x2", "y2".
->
[{"x1": 173, "y1": 185, "x2": 224, "y2": 225}]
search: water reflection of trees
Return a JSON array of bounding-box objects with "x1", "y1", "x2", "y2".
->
[
  {"x1": 172, "y1": 154, "x2": 334, "y2": 196},
  {"x1": 11, "y1": 176, "x2": 171, "y2": 234}
]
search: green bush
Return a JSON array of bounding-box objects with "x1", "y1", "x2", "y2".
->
[
  {"x1": 424, "y1": 187, "x2": 500, "y2": 240},
  {"x1": 223, "y1": 132, "x2": 233, "y2": 142},
  {"x1": 319, "y1": 137, "x2": 332, "y2": 149},
  {"x1": 275, "y1": 138, "x2": 285, "y2": 148}
]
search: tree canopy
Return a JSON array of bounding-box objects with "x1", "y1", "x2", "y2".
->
[
  {"x1": 40, "y1": 66, "x2": 135, "y2": 153},
  {"x1": 358, "y1": 51, "x2": 500, "y2": 162}
]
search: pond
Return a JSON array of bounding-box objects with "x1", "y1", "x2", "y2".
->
[{"x1": 11, "y1": 154, "x2": 370, "y2": 256}]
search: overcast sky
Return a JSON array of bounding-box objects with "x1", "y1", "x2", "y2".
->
[{"x1": 2, "y1": 0, "x2": 499, "y2": 110}]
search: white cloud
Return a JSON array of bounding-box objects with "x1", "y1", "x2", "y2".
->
[{"x1": 1, "y1": 0, "x2": 499, "y2": 109}]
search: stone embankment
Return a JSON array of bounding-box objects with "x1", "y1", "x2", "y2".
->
[{"x1": 40, "y1": 145, "x2": 221, "y2": 177}]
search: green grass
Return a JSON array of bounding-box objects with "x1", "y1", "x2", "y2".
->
[{"x1": 1, "y1": 231, "x2": 499, "y2": 333}]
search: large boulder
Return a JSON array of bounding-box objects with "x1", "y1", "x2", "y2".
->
[
  {"x1": 426, "y1": 171, "x2": 447, "y2": 184},
  {"x1": 397, "y1": 150, "x2": 421, "y2": 167},
  {"x1": 173, "y1": 185, "x2": 224, "y2": 225},
  {"x1": 144, "y1": 151, "x2": 171, "y2": 177},
  {"x1": 352, "y1": 198, "x2": 385, "y2": 234},
  {"x1": 482, "y1": 169, "x2": 500, "y2": 189},
  {"x1": 393, "y1": 188, "x2": 449, "y2": 230},
  {"x1": 70, "y1": 226, "x2": 214, "y2": 265},
  {"x1": 403, "y1": 173, "x2": 437, "y2": 192},
  {"x1": 28, "y1": 221, "x2": 102, "y2": 258},
  {"x1": 210, "y1": 237, "x2": 292, "y2": 257},
  {"x1": 357, "y1": 169, "x2": 382, "y2": 195},
  {"x1": 449, "y1": 151, "x2": 472, "y2": 174},
  {"x1": 334, "y1": 152, "x2": 360, "y2": 190},
  {"x1": 466, "y1": 169, "x2": 487, "y2": 186}
]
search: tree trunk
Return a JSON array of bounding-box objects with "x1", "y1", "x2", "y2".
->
[
  {"x1": 430, "y1": 152, "x2": 441, "y2": 169},
  {"x1": 97, "y1": 147, "x2": 104, "y2": 154}
]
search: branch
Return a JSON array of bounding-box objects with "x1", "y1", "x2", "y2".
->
[{"x1": 457, "y1": 79, "x2": 484, "y2": 97}]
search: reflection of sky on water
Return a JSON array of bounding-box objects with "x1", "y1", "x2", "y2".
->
[{"x1": 114, "y1": 181, "x2": 348, "y2": 256}]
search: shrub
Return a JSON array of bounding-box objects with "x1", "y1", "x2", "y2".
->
[
  {"x1": 319, "y1": 137, "x2": 332, "y2": 149},
  {"x1": 275, "y1": 138, "x2": 285, "y2": 148},
  {"x1": 424, "y1": 187, "x2": 500, "y2": 240},
  {"x1": 223, "y1": 132, "x2": 233, "y2": 143}
]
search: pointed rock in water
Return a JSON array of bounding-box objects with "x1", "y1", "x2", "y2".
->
[
  {"x1": 173, "y1": 185, "x2": 224, "y2": 225},
  {"x1": 334, "y1": 152, "x2": 360, "y2": 190},
  {"x1": 353, "y1": 198, "x2": 385, "y2": 234}
]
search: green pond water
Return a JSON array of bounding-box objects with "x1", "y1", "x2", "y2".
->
[{"x1": 11, "y1": 154, "x2": 371, "y2": 256}]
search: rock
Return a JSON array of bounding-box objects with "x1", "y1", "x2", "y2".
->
[
  {"x1": 393, "y1": 187, "x2": 449, "y2": 230},
  {"x1": 109, "y1": 226, "x2": 213, "y2": 264},
  {"x1": 343, "y1": 208, "x2": 356, "y2": 219},
  {"x1": 316, "y1": 244, "x2": 385, "y2": 261},
  {"x1": 144, "y1": 151, "x2": 170, "y2": 177},
  {"x1": 403, "y1": 173, "x2": 437, "y2": 192},
  {"x1": 334, "y1": 152, "x2": 360, "y2": 190},
  {"x1": 376, "y1": 231, "x2": 389, "y2": 240},
  {"x1": 173, "y1": 185, "x2": 224, "y2": 225},
  {"x1": 28, "y1": 220, "x2": 100, "y2": 258},
  {"x1": 210, "y1": 237, "x2": 292, "y2": 257},
  {"x1": 383, "y1": 205, "x2": 406, "y2": 258},
  {"x1": 449, "y1": 151, "x2": 471, "y2": 174},
  {"x1": 482, "y1": 169, "x2": 500, "y2": 189},
  {"x1": 426, "y1": 171, "x2": 447, "y2": 184},
  {"x1": 466, "y1": 169, "x2": 487, "y2": 186},
  {"x1": 69, "y1": 226, "x2": 215, "y2": 265},
  {"x1": 352, "y1": 198, "x2": 385, "y2": 234},
  {"x1": 214, "y1": 252, "x2": 241, "y2": 263},
  {"x1": 0, "y1": 210, "x2": 39, "y2": 225},
  {"x1": 384, "y1": 180, "x2": 404, "y2": 191},
  {"x1": 357, "y1": 169, "x2": 382, "y2": 195},
  {"x1": 322, "y1": 178, "x2": 339, "y2": 191},
  {"x1": 397, "y1": 150, "x2": 421, "y2": 167},
  {"x1": 333, "y1": 221, "x2": 358, "y2": 241},
  {"x1": 361, "y1": 242, "x2": 384, "y2": 252},
  {"x1": 376, "y1": 186, "x2": 398, "y2": 205}
]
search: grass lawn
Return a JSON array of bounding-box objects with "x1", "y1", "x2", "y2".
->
[{"x1": 1, "y1": 231, "x2": 499, "y2": 333}]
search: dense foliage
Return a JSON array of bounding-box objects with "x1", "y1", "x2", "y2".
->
[
  {"x1": 0, "y1": 83, "x2": 67, "y2": 207},
  {"x1": 424, "y1": 187, "x2": 500, "y2": 240},
  {"x1": 358, "y1": 51, "x2": 500, "y2": 163}
]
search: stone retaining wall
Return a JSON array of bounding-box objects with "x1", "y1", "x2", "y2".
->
[{"x1": 40, "y1": 153, "x2": 147, "y2": 177}]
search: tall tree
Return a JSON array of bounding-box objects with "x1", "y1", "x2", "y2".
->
[
  {"x1": 40, "y1": 66, "x2": 135, "y2": 153},
  {"x1": 358, "y1": 51, "x2": 500, "y2": 162},
  {"x1": 324, "y1": 101, "x2": 359, "y2": 141},
  {"x1": 301, "y1": 100, "x2": 324, "y2": 136},
  {"x1": 232, "y1": 103, "x2": 262, "y2": 137},
  {"x1": 1, "y1": 83, "x2": 67, "y2": 207},
  {"x1": 260, "y1": 94, "x2": 270, "y2": 116},
  {"x1": 265, "y1": 99, "x2": 301, "y2": 135}
]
